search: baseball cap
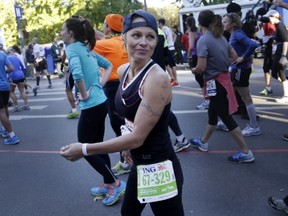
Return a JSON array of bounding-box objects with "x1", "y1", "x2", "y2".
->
[
  {"x1": 263, "y1": 10, "x2": 280, "y2": 18},
  {"x1": 105, "y1": 14, "x2": 123, "y2": 32},
  {"x1": 226, "y1": 2, "x2": 241, "y2": 13},
  {"x1": 122, "y1": 9, "x2": 158, "y2": 34}
]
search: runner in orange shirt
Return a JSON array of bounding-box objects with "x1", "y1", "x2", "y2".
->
[{"x1": 93, "y1": 14, "x2": 130, "y2": 176}]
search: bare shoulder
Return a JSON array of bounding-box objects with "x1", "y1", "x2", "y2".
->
[
  {"x1": 147, "y1": 64, "x2": 170, "y2": 85},
  {"x1": 144, "y1": 64, "x2": 171, "y2": 99},
  {"x1": 117, "y1": 63, "x2": 130, "y2": 79},
  {"x1": 142, "y1": 64, "x2": 172, "y2": 104}
]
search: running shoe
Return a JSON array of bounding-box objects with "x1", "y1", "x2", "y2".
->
[
  {"x1": 282, "y1": 134, "x2": 288, "y2": 141},
  {"x1": 258, "y1": 88, "x2": 273, "y2": 96},
  {"x1": 102, "y1": 181, "x2": 126, "y2": 206},
  {"x1": 241, "y1": 124, "x2": 261, "y2": 137},
  {"x1": 196, "y1": 100, "x2": 209, "y2": 110},
  {"x1": 216, "y1": 120, "x2": 229, "y2": 132},
  {"x1": 268, "y1": 196, "x2": 288, "y2": 214},
  {"x1": 91, "y1": 184, "x2": 110, "y2": 197},
  {"x1": 0, "y1": 127, "x2": 9, "y2": 138},
  {"x1": 112, "y1": 161, "x2": 131, "y2": 176},
  {"x1": 23, "y1": 105, "x2": 31, "y2": 110},
  {"x1": 227, "y1": 150, "x2": 255, "y2": 163},
  {"x1": 3, "y1": 136, "x2": 20, "y2": 145},
  {"x1": 190, "y1": 137, "x2": 208, "y2": 152},
  {"x1": 173, "y1": 138, "x2": 191, "y2": 152},
  {"x1": 47, "y1": 84, "x2": 53, "y2": 89},
  {"x1": 66, "y1": 111, "x2": 80, "y2": 119},
  {"x1": 11, "y1": 106, "x2": 22, "y2": 113}
]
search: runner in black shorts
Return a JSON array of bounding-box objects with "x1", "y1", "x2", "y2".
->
[
  {"x1": 0, "y1": 51, "x2": 20, "y2": 145},
  {"x1": 32, "y1": 37, "x2": 53, "y2": 95}
]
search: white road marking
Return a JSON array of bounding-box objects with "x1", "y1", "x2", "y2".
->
[{"x1": 8, "y1": 106, "x2": 47, "y2": 111}]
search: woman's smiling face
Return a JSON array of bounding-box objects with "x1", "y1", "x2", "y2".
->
[{"x1": 124, "y1": 17, "x2": 158, "y2": 61}]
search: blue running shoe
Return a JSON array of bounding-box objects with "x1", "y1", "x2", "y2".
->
[
  {"x1": 0, "y1": 127, "x2": 9, "y2": 138},
  {"x1": 190, "y1": 137, "x2": 208, "y2": 152},
  {"x1": 102, "y1": 181, "x2": 126, "y2": 206},
  {"x1": 228, "y1": 150, "x2": 255, "y2": 163},
  {"x1": 3, "y1": 136, "x2": 20, "y2": 145},
  {"x1": 91, "y1": 184, "x2": 110, "y2": 196}
]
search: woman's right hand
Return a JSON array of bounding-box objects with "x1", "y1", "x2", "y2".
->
[{"x1": 60, "y1": 143, "x2": 83, "y2": 161}]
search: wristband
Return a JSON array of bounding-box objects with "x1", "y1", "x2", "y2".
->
[
  {"x1": 282, "y1": 55, "x2": 286, "y2": 57},
  {"x1": 82, "y1": 144, "x2": 88, "y2": 156}
]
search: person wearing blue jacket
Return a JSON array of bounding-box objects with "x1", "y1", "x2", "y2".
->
[
  {"x1": 223, "y1": 12, "x2": 261, "y2": 137},
  {"x1": 60, "y1": 15, "x2": 127, "y2": 206},
  {"x1": 0, "y1": 50, "x2": 20, "y2": 145},
  {"x1": 7, "y1": 49, "x2": 30, "y2": 112}
]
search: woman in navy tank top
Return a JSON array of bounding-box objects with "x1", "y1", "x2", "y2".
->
[{"x1": 61, "y1": 10, "x2": 184, "y2": 216}]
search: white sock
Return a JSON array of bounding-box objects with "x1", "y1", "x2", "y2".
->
[
  {"x1": 72, "y1": 108, "x2": 77, "y2": 113},
  {"x1": 176, "y1": 134, "x2": 185, "y2": 142},
  {"x1": 9, "y1": 131, "x2": 15, "y2": 138},
  {"x1": 246, "y1": 104, "x2": 258, "y2": 128},
  {"x1": 266, "y1": 86, "x2": 271, "y2": 91},
  {"x1": 283, "y1": 80, "x2": 288, "y2": 97},
  {"x1": 120, "y1": 161, "x2": 130, "y2": 168}
]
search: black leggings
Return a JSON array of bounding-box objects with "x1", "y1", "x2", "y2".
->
[
  {"x1": 208, "y1": 81, "x2": 238, "y2": 131},
  {"x1": 78, "y1": 101, "x2": 117, "y2": 184},
  {"x1": 168, "y1": 111, "x2": 182, "y2": 136},
  {"x1": 121, "y1": 158, "x2": 184, "y2": 216}
]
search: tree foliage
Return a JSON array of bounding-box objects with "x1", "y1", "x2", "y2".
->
[
  {"x1": 0, "y1": 1, "x2": 18, "y2": 47},
  {"x1": 0, "y1": 0, "x2": 143, "y2": 47},
  {"x1": 0, "y1": 0, "x2": 231, "y2": 48}
]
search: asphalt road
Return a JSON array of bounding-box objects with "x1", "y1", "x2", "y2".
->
[{"x1": 0, "y1": 61, "x2": 287, "y2": 216}]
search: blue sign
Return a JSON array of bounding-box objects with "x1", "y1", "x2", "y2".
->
[{"x1": 14, "y1": 5, "x2": 23, "y2": 19}]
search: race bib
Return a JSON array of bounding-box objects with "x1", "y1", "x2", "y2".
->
[
  {"x1": 205, "y1": 79, "x2": 217, "y2": 97},
  {"x1": 137, "y1": 160, "x2": 178, "y2": 203}
]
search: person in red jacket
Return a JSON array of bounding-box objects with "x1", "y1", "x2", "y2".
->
[{"x1": 181, "y1": 31, "x2": 189, "y2": 63}]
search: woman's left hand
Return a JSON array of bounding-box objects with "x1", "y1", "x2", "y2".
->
[
  {"x1": 60, "y1": 143, "x2": 83, "y2": 161},
  {"x1": 78, "y1": 86, "x2": 92, "y2": 101}
]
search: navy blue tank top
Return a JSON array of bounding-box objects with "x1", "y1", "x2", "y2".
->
[{"x1": 115, "y1": 60, "x2": 174, "y2": 164}]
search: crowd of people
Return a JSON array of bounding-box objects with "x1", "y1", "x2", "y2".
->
[{"x1": 1, "y1": 0, "x2": 288, "y2": 214}]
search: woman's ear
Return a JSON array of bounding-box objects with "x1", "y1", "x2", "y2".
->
[
  {"x1": 122, "y1": 34, "x2": 127, "y2": 49},
  {"x1": 69, "y1": 30, "x2": 73, "y2": 38}
]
